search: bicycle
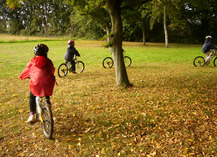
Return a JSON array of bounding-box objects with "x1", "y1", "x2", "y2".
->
[
  {"x1": 193, "y1": 50, "x2": 217, "y2": 67},
  {"x1": 35, "y1": 96, "x2": 54, "y2": 139},
  {"x1": 58, "y1": 56, "x2": 85, "y2": 77},
  {"x1": 102, "y1": 51, "x2": 132, "y2": 68}
]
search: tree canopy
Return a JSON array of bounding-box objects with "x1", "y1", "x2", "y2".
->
[{"x1": 2, "y1": 0, "x2": 217, "y2": 43}]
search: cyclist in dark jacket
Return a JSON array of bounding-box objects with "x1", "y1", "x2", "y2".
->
[
  {"x1": 64, "y1": 39, "x2": 80, "y2": 73},
  {"x1": 202, "y1": 35, "x2": 217, "y2": 61}
]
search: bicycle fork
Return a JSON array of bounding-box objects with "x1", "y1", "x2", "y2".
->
[{"x1": 36, "y1": 97, "x2": 44, "y2": 123}]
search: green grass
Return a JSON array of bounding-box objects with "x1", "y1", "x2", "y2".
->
[{"x1": 0, "y1": 35, "x2": 217, "y2": 156}]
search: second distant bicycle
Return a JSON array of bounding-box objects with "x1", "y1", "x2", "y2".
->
[{"x1": 102, "y1": 48, "x2": 132, "y2": 68}]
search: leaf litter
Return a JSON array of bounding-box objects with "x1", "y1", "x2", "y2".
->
[{"x1": 1, "y1": 56, "x2": 217, "y2": 156}]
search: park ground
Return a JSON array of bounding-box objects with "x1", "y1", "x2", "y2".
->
[{"x1": 0, "y1": 34, "x2": 217, "y2": 156}]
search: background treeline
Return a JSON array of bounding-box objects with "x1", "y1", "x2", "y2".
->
[{"x1": 1, "y1": 0, "x2": 217, "y2": 44}]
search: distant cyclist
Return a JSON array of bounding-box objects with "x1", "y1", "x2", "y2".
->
[
  {"x1": 202, "y1": 35, "x2": 217, "y2": 61},
  {"x1": 64, "y1": 39, "x2": 80, "y2": 73}
]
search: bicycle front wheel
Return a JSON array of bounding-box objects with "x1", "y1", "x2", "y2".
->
[
  {"x1": 213, "y1": 57, "x2": 217, "y2": 66},
  {"x1": 41, "y1": 104, "x2": 54, "y2": 139},
  {"x1": 58, "y1": 63, "x2": 68, "y2": 77},
  {"x1": 75, "y1": 61, "x2": 85, "y2": 73},
  {"x1": 102, "y1": 57, "x2": 114, "y2": 68},
  {"x1": 124, "y1": 56, "x2": 132, "y2": 67},
  {"x1": 193, "y1": 56, "x2": 205, "y2": 67}
]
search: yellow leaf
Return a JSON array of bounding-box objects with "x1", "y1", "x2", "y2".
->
[
  {"x1": 12, "y1": 94, "x2": 18, "y2": 97},
  {"x1": 183, "y1": 148, "x2": 188, "y2": 154},
  {"x1": 101, "y1": 148, "x2": 105, "y2": 154},
  {"x1": 188, "y1": 139, "x2": 194, "y2": 142},
  {"x1": 150, "y1": 151, "x2": 156, "y2": 156},
  {"x1": 84, "y1": 93, "x2": 89, "y2": 96},
  {"x1": 68, "y1": 145, "x2": 73, "y2": 149},
  {"x1": 9, "y1": 141, "x2": 14, "y2": 144},
  {"x1": 18, "y1": 153, "x2": 24, "y2": 156},
  {"x1": 18, "y1": 109, "x2": 24, "y2": 113}
]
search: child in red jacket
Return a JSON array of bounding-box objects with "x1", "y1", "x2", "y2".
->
[{"x1": 19, "y1": 44, "x2": 56, "y2": 123}]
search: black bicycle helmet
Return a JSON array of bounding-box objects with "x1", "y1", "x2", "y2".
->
[{"x1": 34, "y1": 44, "x2": 49, "y2": 56}]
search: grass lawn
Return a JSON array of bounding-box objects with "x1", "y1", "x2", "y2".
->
[{"x1": 0, "y1": 35, "x2": 217, "y2": 156}]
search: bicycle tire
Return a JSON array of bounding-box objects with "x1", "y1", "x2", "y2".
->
[
  {"x1": 58, "y1": 63, "x2": 68, "y2": 77},
  {"x1": 124, "y1": 56, "x2": 132, "y2": 67},
  {"x1": 193, "y1": 56, "x2": 205, "y2": 67},
  {"x1": 102, "y1": 57, "x2": 114, "y2": 68},
  {"x1": 75, "y1": 61, "x2": 85, "y2": 73},
  {"x1": 41, "y1": 104, "x2": 54, "y2": 139},
  {"x1": 213, "y1": 57, "x2": 217, "y2": 66}
]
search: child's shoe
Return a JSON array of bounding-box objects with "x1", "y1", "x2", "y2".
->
[{"x1": 27, "y1": 114, "x2": 36, "y2": 123}]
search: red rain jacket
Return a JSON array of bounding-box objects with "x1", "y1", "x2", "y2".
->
[{"x1": 19, "y1": 56, "x2": 56, "y2": 97}]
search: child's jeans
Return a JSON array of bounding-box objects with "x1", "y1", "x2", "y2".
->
[{"x1": 29, "y1": 91, "x2": 50, "y2": 113}]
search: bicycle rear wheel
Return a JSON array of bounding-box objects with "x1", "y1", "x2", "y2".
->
[
  {"x1": 193, "y1": 56, "x2": 205, "y2": 67},
  {"x1": 75, "y1": 61, "x2": 85, "y2": 73},
  {"x1": 102, "y1": 57, "x2": 114, "y2": 68},
  {"x1": 41, "y1": 104, "x2": 54, "y2": 139},
  {"x1": 213, "y1": 57, "x2": 217, "y2": 66},
  {"x1": 58, "y1": 63, "x2": 68, "y2": 77},
  {"x1": 124, "y1": 56, "x2": 132, "y2": 67}
]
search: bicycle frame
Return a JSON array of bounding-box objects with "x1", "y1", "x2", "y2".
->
[
  {"x1": 36, "y1": 97, "x2": 44, "y2": 123},
  {"x1": 65, "y1": 56, "x2": 78, "y2": 70},
  {"x1": 206, "y1": 50, "x2": 216, "y2": 61}
]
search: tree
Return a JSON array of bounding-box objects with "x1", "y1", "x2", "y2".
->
[
  {"x1": 0, "y1": 0, "x2": 9, "y2": 33},
  {"x1": 149, "y1": 0, "x2": 186, "y2": 47},
  {"x1": 121, "y1": 0, "x2": 152, "y2": 45},
  {"x1": 49, "y1": 0, "x2": 71, "y2": 36},
  {"x1": 106, "y1": 0, "x2": 151, "y2": 86},
  {"x1": 67, "y1": 0, "x2": 132, "y2": 87},
  {"x1": 66, "y1": 0, "x2": 111, "y2": 41},
  {"x1": 183, "y1": 0, "x2": 217, "y2": 43},
  {"x1": 106, "y1": 0, "x2": 131, "y2": 87},
  {"x1": 163, "y1": 6, "x2": 168, "y2": 48}
]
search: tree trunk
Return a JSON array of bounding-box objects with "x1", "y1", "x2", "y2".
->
[
  {"x1": 42, "y1": 17, "x2": 48, "y2": 36},
  {"x1": 106, "y1": 0, "x2": 131, "y2": 87},
  {"x1": 164, "y1": 6, "x2": 168, "y2": 48},
  {"x1": 142, "y1": 20, "x2": 146, "y2": 45},
  {"x1": 106, "y1": 23, "x2": 110, "y2": 42}
]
